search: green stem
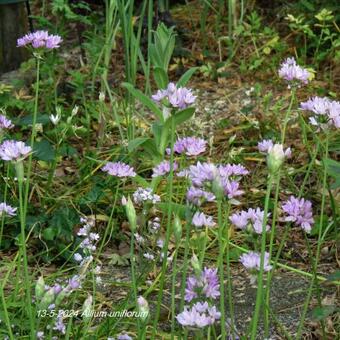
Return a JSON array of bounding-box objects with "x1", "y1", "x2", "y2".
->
[
  {"x1": 130, "y1": 231, "x2": 140, "y2": 336},
  {"x1": 18, "y1": 171, "x2": 35, "y2": 339},
  {"x1": 0, "y1": 164, "x2": 10, "y2": 246},
  {"x1": 296, "y1": 136, "x2": 329, "y2": 338},
  {"x1": 224, "y1": 201, "x2": 236, "y2": 338},
  {"x1": 170, "y1": 247, "x2": 179, "y2": 340},
  {"x1": 217, "y1": 199, "x2": 226, "y2": 339},
  {"x1": 250, "y1": 176, "x2": 273, "y2": 340},
  {"x1": 24, "y1": 57, "x2": 40, "y2": 217},
  {"x1": 152, "y1": 117, "x2": 176, "y2": 338}
]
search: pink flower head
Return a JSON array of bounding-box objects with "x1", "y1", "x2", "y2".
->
[
  {"x1": 0, "y1": 140, "x2": 31, "y2": 161},
  {"x1": 282, "y1": 196, "x2": 314, "y2": 233},
  {"x1": 101, "y1": 161, "x2": 136, "y2": 178},
  {"x1": 278, "y1": 57, "x2": 311, "y2": 87},
  {"x1": 17, "y1": 30, "x2": 62, "y2": 50}
]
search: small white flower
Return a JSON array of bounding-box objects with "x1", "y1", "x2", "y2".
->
[{"x1": 50, "y1": 113, "x2": 61, "y2": 125}]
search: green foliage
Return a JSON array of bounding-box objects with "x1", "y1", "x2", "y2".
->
[{"x1": 150, "y1": 23, "x2": 176, "y2": 88}]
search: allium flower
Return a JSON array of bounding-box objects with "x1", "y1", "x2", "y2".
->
[
  {"x1": 148, "y1": 217, "x2": 161, "y2": 232},
  {"x1": 230, "y1": 208, "x2": 270, "y2": 234},
  {"x1": 102, "y1": 161, "x2": 136, "y2": 178},
  {"x1": 117, "y1": 333, "x2": 133, "y2": 340},
  {"x1": 17, "y1": 30, "x2": 62, "y2": 50},
  {"x1": 152, "y1": 160, "x2": 178, "y2": 177},
  {"x1": 222, "y1": 180, "x2": 244, "y2": 199},
  {"x1": 176, "y1": 302, "x2": 221, "y2": 328},
  {"x1": 168, "y1": 137, "x2": 207, "y2": 156},
  {"x1": 0, "y1": 115, "x2": 14, "y2": 130},
  {"x1": 267, "y1": 143, "x2": 291, "y2": 173},
  {"x1": 185, "y1": 267, "x2": 220, "y2": 302},
  {"x1": 152, "y1": 82, "x2": 196, "y2": 109},
  {"x1": 278, "y1": 57, "x2": 311, "y2": 87},
  {"x1": 143, "y1": 253, "x2": 154, "y2": 261},
  {"x1": 218, "y1": 164, "x2": 249, "y2": 178},
  {"x1": 186, "y1": 187, "x2": 215, "y2": 206},
  {"x1": 258, "y1": 139, "x2": 274, "y2": 153},
  {"x1": 192, "y1": 211, "x2": 216, "y2": 228},
  {"x1": 229, "y1": 210, "x2": 249, "y2": 230},
  {"x1": 0, "y1": 202, "x2": 17, "y2": 217},
  {"x1": 0, "y1": 140, "x2": 31, "y2": 161},
  {"x1": 240, "y1": 251, "x2": 272, "y2": 272},
  {"x1": 187, "y1": 162, "x2": 217, "y2": 187},
  {"x1": 300, "y1": 96, "x2": 340, "y2": 130},
  {"x1": 53, "y1": 315, "x2": 66, "y2": 334},
  {"x1": 132, "y1": 187, "x2": 161, "y2": 205},
  {"x1": 282, "y1": 196, "x2": 314, "y2": 233},
  {"x1": 134, "y1": 233, "x2": 145, "y2": 244},
  {"x1": 74, "y1": 253, "x2": 83, "y2": 262}
]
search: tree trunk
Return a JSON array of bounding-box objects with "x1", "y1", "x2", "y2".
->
[{"x1": 0, "y1": 2, "x2": 29, "y2": 75}]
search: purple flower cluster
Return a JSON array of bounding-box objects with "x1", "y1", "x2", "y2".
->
[
  {"x1": 278, "y1": 57, "x2": 311, "y2": 87},
  {"x1": 177, "y1": 267, "x2": 220, "y2": 328},
  {"x1": 0, "y1": 115, "x2": 14, "y2": 130},
  {"x1": 258, "y1": 139, "x2": 292, "y2": 158},
  {"x1": 132, "y1": 187, "x2": 161, "y2": 205},
  {"x1": 239, "y1": 251, "x2": 272, "y2": 272},
  {"x1": 186, "y1": 187, "x2": 215, "y2": 206},
  {"x1": 152, "y1": 160, "x2": 178, "y2": 177},
  {"x1": 176, "y1": 302, "x2": 221, "y2": 328},
  {"x1": 148, "y1": 217, "x2": 161, "y2": 233},
  {"x1": 0, "y1": 202, "x2": 17, "y2": 217},
  {"x1": 152, "y1": 82, "x2": 196, "y2": 109},
  {"x1": 185, "y1": 267, "x2": 220, "y2": 302},
  {"x1": 300, "y1": 96, "x2": 340, "y2": 130},
  {"x1": 74, "y1": 217, "x2": 99, "y2": 265},
  {"x1": 192, "y1": 211, "x2": 216, "y2": 228},
  {"x1": 282, "y1": 196, "x2": 314, "y2": 233},
  {"x1": 0, "y1": 140, "x2": 31, "y2": 161},
  {"x1": 183, "y1": 162, "x2": 248, "y2": 203},
  {"x1": 167, "y1": 136, "x2": 207, "y2": 156},
  {"x1": 230, "y1": 208, "x2": 270, "y2": 234},
  {"x1": 17, "y1": 31, "x2": 62, "y2": 49},
  {"x1": 102, "y1": 161, "x2": 136, "y2": 178}
]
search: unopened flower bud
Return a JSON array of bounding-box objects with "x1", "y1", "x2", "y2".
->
[
  {"x1": 137, "y1": 296, "x2": 149, "y2": 321},
  {"x1": 190, "y1": 253, "x2": 201, "y2": 277},
  {"x1": 124, "y1": 196, "x2": 137, "y2": 232},
  {"x1": 267, "y1": 144, "x2": 285, "y2": 174},
  {"x1": 99, "y1": 92, "x2": 105, "y2": 102},
  {"x1": 72, "y1": 105, "x2": 79, "y2": 116},
  {"x1": 82, "y1": 294, "x2": 93, "y2": 321},
  {"x1": 35, "y1": 276, "x2": 45, "y2": 300},
  {"x1": 39, "y1": 288, "x2": 55, "y2": 311},
  {"x1": 173, "y1": 214, "x2": 182, "y2": 244}
]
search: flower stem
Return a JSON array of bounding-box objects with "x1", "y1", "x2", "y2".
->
[
  {"x1": 250, "y1": 176, "x2": 273, "y2": 340},
  {"x1": 152, "y1": 117, "x2": 176, "y2": 338},
  {"x1": 217, "y1": 199, "x2": 226, "y2": 339},
  {"x1": 18, "y1": 173, "x2": 35, "y2": 338}
]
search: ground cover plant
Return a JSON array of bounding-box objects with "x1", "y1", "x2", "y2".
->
[{"x1": 0, "y1": 0, "x2": 339, "y2": 339}]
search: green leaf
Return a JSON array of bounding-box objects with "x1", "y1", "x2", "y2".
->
[
  {"x1": 177, "y1": 67, "x2": 198, "y2": 87},
  {"x1": 311, "y1": 305, "x2": 336, "y2": 321},
  {"x1": 42, "y1": 227, "x2": 57, "y2": 241},
  {"x1": 323, "y1": 158, "x2": 340, "y2": 189},
  {"x1": 326, "y1": 270, "x2": 340, "y2": 282},
  {"x1": 128, "y1": 137, "x2": 151, "y2": 153},
  {"x1": 33, "y1": 140, "x2": 55, "y2": 162},
  {"x1": 172, "y1": 107, "x2": 195, "y2": 126},
  {"x1": 17, "y1": 114, "x2": 50, "y2": 126},
  {"x1": 153, "y1": 67, "x2": 169, "y2": 89},
  {"x1": 122, "y1": 82, "x2": 164, "y2": 122}
]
